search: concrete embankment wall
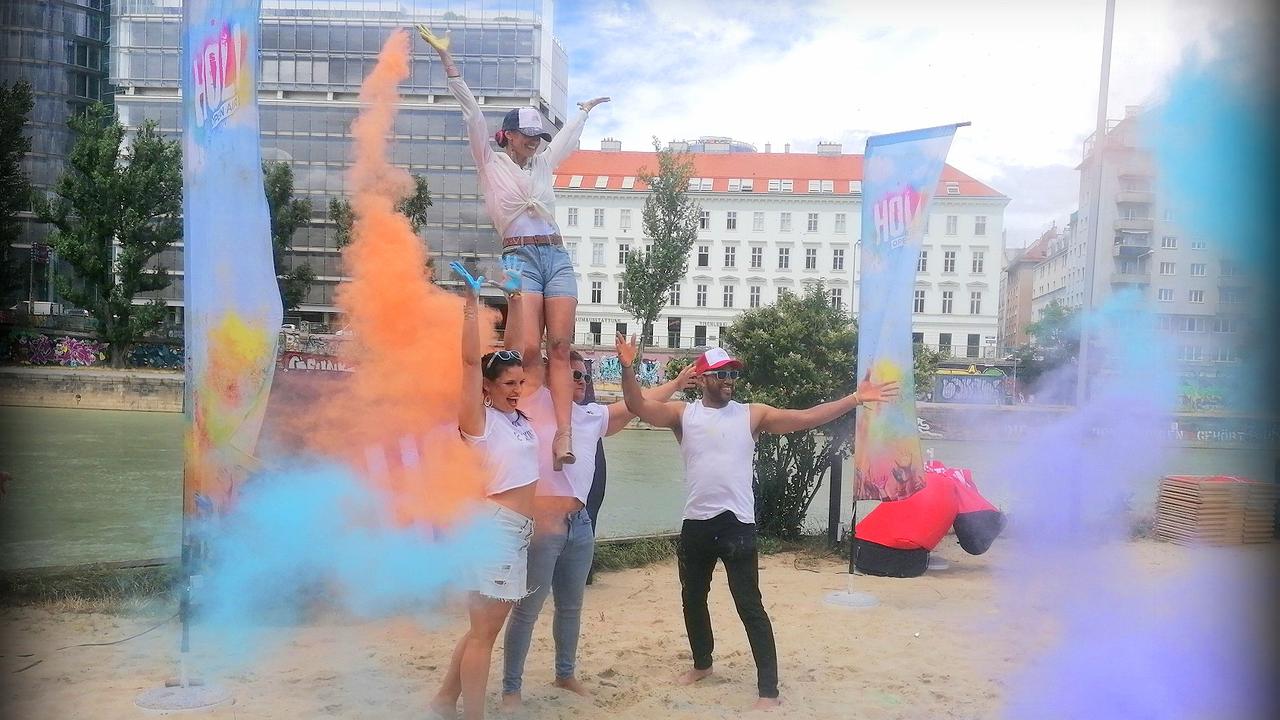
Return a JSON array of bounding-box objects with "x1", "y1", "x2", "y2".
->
[{"x1": 0, "y1": 367, "x2": 183, "y2": 412}]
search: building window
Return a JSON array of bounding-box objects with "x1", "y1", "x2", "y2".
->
[
  {"x1": 917, "y1": 250, "x2": 928, "y2": 272},
  {"x1": 913, "y1": 290, "x2": 925, "y2": 313},
  {"x1": 619, "y1": 208, "x2": 631, "y2": 229},
  {"x1": 1189, "y1": 289, "x2": 1205, "y2": 303},
  {"x1": 808, "y1": 180, "x2": 822, "y2": 193},
  {"x1": 1190, "y1": 263, "x2": 1207, "y2": 277},
  {"x1": 941, "y1": 290, "x2": 954, "y2": 314},
  {"x1": 723, "y1": 285, "x2": 735, "y2": 308},
  {"x1": 967, "y1": 333, "x2": 981, "y2": 358},
  {"x1": 1160, "y1": 262, "x2": 1176, "y2": 275},
  {"x1": 1220, "y1": 260, "x2": 1239, "y2": 277},
  {"x1": 1213, "y1": 318, "x2": 1238, "y2": 333},
  {"x1": 1220, "y1": 287, "x2": 1247, "y2": 304},
  {"x1": 567, "y1": 207, "x2": 578, "y2": 227},
  {"x1": 805, "y1": 247, "x2": 818, "y2": 270},
  {"x1": 618, "y1": 243, "x2": 630, "y2": 265},
  {"x1": 753, "y1": 212, "x2": 764, "y2": 231},
  {"x1": 969, "y1": 291, "x2": 982, "y2": 315},
  {"x1": 724, "y1": 246, "x2": 737, "y2": 268},
  {"x1": 726, "y1": 211, "x2": 737, "y2": 230},
  {"x1": 592, "y1": 242, "x2": 605, "y2": 266},
  {"x1": 807, "y1": 213, "x2": 819, "y2": 232},
  {"x1": 669, "y1": 284, "x2": 681, "y2": 306},
  {"x1": 694, "y1": 325, "x2": 708, "y2": 347},
  {"x1": 971, "y1": 251, "x2": 985, "y2": 274},
  {"x1": 829, "y1": 288, "x2": 843, "y2": 309},
  {"x1": 778, "y1": 247, "x2": 790, "y2": 270},
  {"x1": 593, "y1": 208, "x2": 605, "y2": 227},
  {"x1": 1161, "y1": 235, "x2": 1177, "y2": 249},
  {"x1": 1191, "y1": 239, "x2": 1206, "y2": 250},
  {"x1": 590, "y1": 281, "x2": 602, "y2": 303},
  {"x1": 699, "y1": 211, "x2": 710, "y2": 230},
  {"x1": 749, "y1": 285, "x2": 762, "y2": 308},
  {"x1": 912, "y1": 332, "x2": 925, "y2": 346},
  {"x1": 750, "y1": 246, "x2": 763, "y2": 269},
  {"x1": 780, "y1": 212, "x2": 792, "y2": 232},
  {"x1": 1157, "y1": 288, "x2": 1174, "y2": 301},
  {"x1": 697, "y1": 245, "x2": 710, "y2": 268},
  {"x1": 946, "y1": 215, "x2": 958, "y2": 235},
  {"x1": 617, "y1": 282, "x2": 628, "y2": 305},
  {"x1": 939, "y1": 333, "x2": 953, "y2": 356},
  {"x1": 616, "y1": 322, "x2": 628, "y2": 339},
  {"x1": 1178, "y1": 345, "x2": 1203, "y2": 362},
  {"x1": 834, "y1": 213, "x2": 847, "y2": 233},
  {"x1": 944, "y1": 251, "x2": 957, "y2": 273},
  {"x1": 975, "y1": 216, "x2": 987, "y2": 236},
  {"x1": 832, "y1": 248, "x2": 845, "y2": 271},
  {"x1": 696, "y1": 284, "x2": 708, "y2": 307},
  {"x1": 589, "y1": 321, "x2": 602, "y2": 345},
  {"x1": 667, "y1": 317, "x2": 682, "y2": 348}
]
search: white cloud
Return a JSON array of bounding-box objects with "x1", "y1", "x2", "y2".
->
[{"x1": 559, "y1": 0, "x2": 1267, "y2": 244}]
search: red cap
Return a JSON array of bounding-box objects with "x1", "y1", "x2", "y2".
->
[{"x1": 691, "y1": 347, "x2": 743, "y2": 375}]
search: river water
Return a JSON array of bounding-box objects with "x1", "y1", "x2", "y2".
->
[{"x1": 0, "y1": 406, "x2": 1274, "y2": 569}]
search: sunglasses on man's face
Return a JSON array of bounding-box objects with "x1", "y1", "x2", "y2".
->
[
  {"x1": 484, "y1": 349, "x2": 522, "y2": 369},
  {"x1": 705, "y1": 370, "x2": 740, "y2": 380},
  {"x1": 572, "y1": 370, "x2": 587, "y2": 381}
]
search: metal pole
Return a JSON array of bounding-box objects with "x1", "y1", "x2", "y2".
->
[
  {"x1": 827, "y1": 455, "x2": 843, "y2": 547},
  {"x1": 1076, "y1": 0, "x2": 1117, "y2": 406}
]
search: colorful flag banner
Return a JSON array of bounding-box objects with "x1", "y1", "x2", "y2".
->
[
  {"x1": 854, "y1": 124, "x2": 960, "y2": 502},
  {"x1": 182, "y1": 0, "x2": 280, "y2": 520}
]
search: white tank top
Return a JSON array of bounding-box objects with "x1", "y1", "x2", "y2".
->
[
  {"x1": 461, "y1": 406, "x2": 540, "y2": 496},
  {"x1": 525, "y1": 387, "x2": 610, "y2": 504},
  {"x1": 679, "y1": 400, "x2": 757, "y2": 523}
]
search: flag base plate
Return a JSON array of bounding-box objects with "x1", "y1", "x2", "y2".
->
[
  {"x1": 927, "y1": 555, "x2": 951, "y2": 571},
  {"x1": 823, "y1": 590, "x2": 879, "y2": 608},
  {"x1": 136, "y1": 682, "x2": 234, "y2": 714}
]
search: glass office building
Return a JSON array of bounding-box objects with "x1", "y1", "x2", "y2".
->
[
  {"x1": 0, "y1": 0, "x2": 113, "y2": 304},
  {"x1": 112, "y1": 0, "x2": 569, "y2": 323}
]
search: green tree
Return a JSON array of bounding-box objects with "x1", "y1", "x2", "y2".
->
[
  {"x1": 328, "y1": 174, "x2": 433, "y2": 247},
  {"x1": 720, "y1": 281, "x2": 858, "y2": 539},
  {"x1": 913, "y1": 343, "x2": 945, "y2": 400},
  {"x1": 33, "y1": 103, "x2": 181, "y2": 368},
  {"x1": 0, "y1": 80, "x2": 34, "y2": 305},
  {"x1": 621, "y1": 138, "x2": 701, "y2": 341},
  {"x1": 1014, "y1": 299, "x2": 1080, "y2": 398},
  {"x1": 262, "y1": 161, "x2": 314, "y2": 312}
]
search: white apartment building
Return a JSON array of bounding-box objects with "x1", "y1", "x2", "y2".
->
[
  {"x1": 1032, "y1": 106, "x2": 1251, "y2": 367},
  {"x1": 553, "y1": 142, "x2": 1009, "y2": 357},
  {"x1": 1029, "y1": 217, "x2": 1074, "y2": 321}
]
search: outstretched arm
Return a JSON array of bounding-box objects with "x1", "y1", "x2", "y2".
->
[
  {"x1": 751, "y1": 376, "x2": 901, "y2": 436},
  {"x1": 544, "y1": 96, "x2": 610, "y2": 168},
  {"x1": 617, "y1": 333, "x2": 685, "y2": 430},
  {"x1": 417, "y1": 25, "x2": 491, "y2": 167},
  {"x1": 454, "y1": 262, "x2": 488, "y2": 437},
  {"x1": 605, "y1": 361, "x2": 696, "y2": 436}
]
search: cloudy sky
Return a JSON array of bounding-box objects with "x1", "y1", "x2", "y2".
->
[{"x1": 553, "y1": 0, "x2": 1262, "y2": 246}]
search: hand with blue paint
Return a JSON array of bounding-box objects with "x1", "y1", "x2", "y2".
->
[
  {"x1": 449, "y1": 261, "x2": 484, "y2": 294},
  {"x1": 489, "y1": 255, "x2": 525, "y2": 296}
]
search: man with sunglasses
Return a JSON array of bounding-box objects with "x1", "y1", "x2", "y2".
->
[{"x1": 617, "y1": 337, "x2": 899, "y2": 711}]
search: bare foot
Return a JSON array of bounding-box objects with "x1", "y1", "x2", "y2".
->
[
  {"x1": 426, "y1": 698, "x2": 456, "y2": 719},
  {"x1": 675, "y1": 667, "x2": 713, "y2": 685},
  {"x1": 499, "y1": 692, "x2": 522, "y2": 712},
  {"x1": 751, "y1": 697, "x2": 782, "y2": 711},
  {"x1": 553, "y1": 676, "x2": 591, "y2": 697}
]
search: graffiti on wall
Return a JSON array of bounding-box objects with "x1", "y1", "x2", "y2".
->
[
  {"x1": 130, "y1": 343, "x2": 184, "y2": 369},
  {"x1": 932, "y1": 365, "x2": 1011, "y2": 405},
  {"x1": 7, "y1": 332, "x2": 107, "y2": 367},
  {"x1": 593, "y1": 355, "x2": 662, "y2": 386}
]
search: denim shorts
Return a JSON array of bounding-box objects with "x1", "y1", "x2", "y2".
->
[
  {"x1": 472, "y1": 501, "x2": 535, "y2": 602},
  {"x1": 503, "y1": 244, "x2": 578, "y2": 299}
]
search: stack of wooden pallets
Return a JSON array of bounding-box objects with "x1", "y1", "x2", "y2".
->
[{"x1": 1155, "y1": 475, "x2": 1278, "y2": 545}]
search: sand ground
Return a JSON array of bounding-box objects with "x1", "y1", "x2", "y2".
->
[{"x1": 1, "y1": 539, "x2": 1272, "y2": 719}]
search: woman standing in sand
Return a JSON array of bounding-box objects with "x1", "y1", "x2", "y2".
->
[
  {"x1": 430, "y1": 258, "x2": 535, "y2": 720},
  {"x1": 417, "y1": 25, "x2": 610, "y2": 475}
]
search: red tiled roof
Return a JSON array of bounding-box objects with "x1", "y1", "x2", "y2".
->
[{"x1": 552, "y1": 150, "x2": 1005, "y2": 198}]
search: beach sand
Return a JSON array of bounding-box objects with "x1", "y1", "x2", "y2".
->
[{"x1": 1, "y1": 539, "x2": 1271, "y2": 719}]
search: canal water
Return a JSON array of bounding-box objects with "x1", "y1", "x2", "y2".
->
[{"x1": 1, "y1": 406, "x2": 1275, "y2": 569}]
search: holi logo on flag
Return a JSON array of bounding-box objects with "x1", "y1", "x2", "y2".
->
[
  {"x1": 190, "y1": 23, "x2": 253, "y2": 138},
  {"x1": 871, "y1": 186, "x2": 924, "y2": 249}
]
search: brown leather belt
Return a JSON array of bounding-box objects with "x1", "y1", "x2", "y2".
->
[{"x1": 502, "y1": 233, "x2": 563, "y2": 249}]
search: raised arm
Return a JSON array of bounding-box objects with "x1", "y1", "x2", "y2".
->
[
  {"x1": 453, "y1": 262, "x2": 487, "y2": 437},
  {"x1": 491, "y1": 256, "x2": 543, "y2": 389},
  {"x1": 751, "y1": 375, "x2": 901, "y2": 436},
  {"x1": 604, "y1": 360, "x2": 695, "y2": 435},
  {"x1": 417, "y1": 25, "x2": 491, "y2": 168},
  {"x1": 617, "y1": 333, "x2": 685, "y2": 430},
  {"x1": 544, "y1": 96, "x2": 609, "y2": 169}
]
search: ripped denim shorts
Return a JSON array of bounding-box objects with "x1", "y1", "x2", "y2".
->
[{"x1": 473, "y1": 501, "x2": 534, "y2": 602}]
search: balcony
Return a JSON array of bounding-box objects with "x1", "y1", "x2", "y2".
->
[
  {"x1": 1110, "y1": 269, "x2": 1150, "y2": 285},
  {"x1": 1115, "y1": 190, "x2": 1154, "y2": 204},
  {"x1": 1114, "y1": 217, "x2": 1153, "y2": 233},
  {"x1": 1112, "y1": 233, "x2": 1151, "y2": 258}
]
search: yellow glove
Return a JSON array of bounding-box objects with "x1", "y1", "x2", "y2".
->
[{"x1": 415, "y1": 24, "x2": 451, "y2": 52}]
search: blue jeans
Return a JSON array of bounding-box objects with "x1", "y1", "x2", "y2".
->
[
  {"x1": 501, "y1": 507, "x2": 595, "y2": 693},
  {"x1": 503, "y1": 244, "x2": 578, "y2": 298}
]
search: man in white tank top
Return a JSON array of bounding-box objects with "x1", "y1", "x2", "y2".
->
[{"x1": 617, "y1": 338, "x2": 899, "y2": 711}]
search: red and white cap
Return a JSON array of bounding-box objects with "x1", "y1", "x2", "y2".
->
[{"x1": 691, "y1": 347, "x2": 743, "y2": 375}]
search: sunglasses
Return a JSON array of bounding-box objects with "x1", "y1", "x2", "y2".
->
[
  {"x1": 705, "y1": 370, "x2": 740, "y2": 380},
  {"x1": 484, "y1": 349, "x2": 522, "y2": 369},
  {"x1": 572, "y1": 370, "x2": 587, "y2": 381}
]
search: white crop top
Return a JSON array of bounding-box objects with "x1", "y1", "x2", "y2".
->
[{"x1": 461, "y1": 406, "x2": 540, "y2": 496}]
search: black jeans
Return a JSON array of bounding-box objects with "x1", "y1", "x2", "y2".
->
[{"x1": 677, "y1": 510, "x2": 779, "y2": 698}]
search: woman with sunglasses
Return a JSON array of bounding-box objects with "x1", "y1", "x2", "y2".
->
[
  {"x1": 417, "y1": 24, "x2": 609, "y2": 474},
  {"x1": 430, "y1": 258, "x2": 536, "y2": 720},
  {"x1": 498, "y1": 340, "x2": 695, "y2": 709}
]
